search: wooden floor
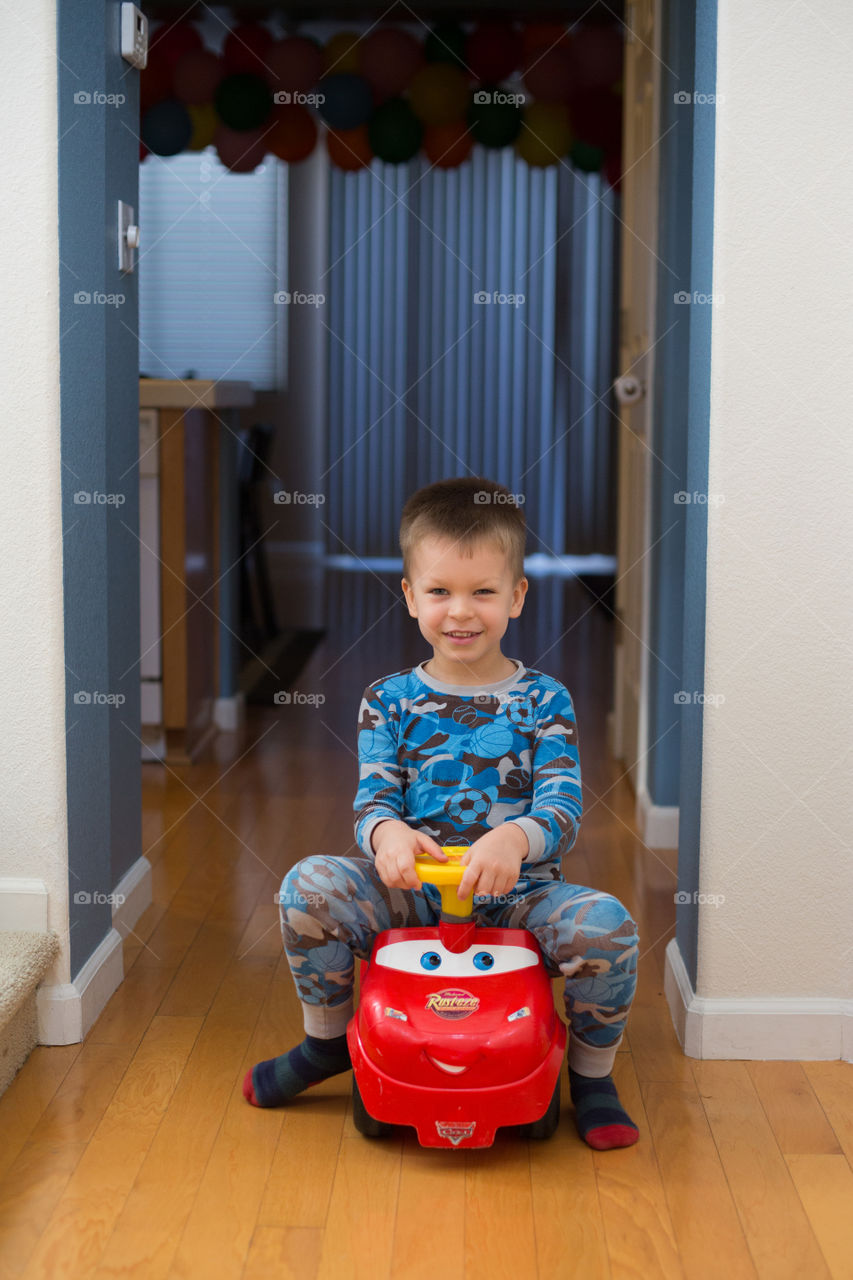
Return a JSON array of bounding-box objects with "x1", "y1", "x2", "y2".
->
[{"x1": 1, "y1": 567, "x2": 852, "y2": 1280}]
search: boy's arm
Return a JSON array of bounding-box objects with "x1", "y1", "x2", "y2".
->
[
  {"x1": 353, "y1": 685, "x2": 408, "y2": 858},
  {"x1": 505, "y1": 683, "x2": 582, "y2": 863}
]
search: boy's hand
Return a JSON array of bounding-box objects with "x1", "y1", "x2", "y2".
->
[
  {"x1": 371, "y1": 820, "x2": 446, "y2": 891},
  {"x1": 457, "y1": 825, "x2": 528, "y2": 902}
]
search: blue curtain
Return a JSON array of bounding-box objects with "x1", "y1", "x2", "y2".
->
[{"x1": 325, "y1": 149, "x2": 619, "y2": 559}]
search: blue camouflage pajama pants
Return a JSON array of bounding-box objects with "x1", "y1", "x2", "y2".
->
[{"x1": 276, "y1": 854, "x2": 639, "y2": 1077}]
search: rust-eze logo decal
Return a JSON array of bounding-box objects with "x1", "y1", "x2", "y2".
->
[{"x1": 425, "y1": 988, "x2": 480, "y2": 1019}]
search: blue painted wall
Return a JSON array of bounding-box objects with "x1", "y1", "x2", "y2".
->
[
  {"x1": 58, "y1": 0, "x2": 141, "y2": 977},
  {"x1": 675, "y1": 0, "x2": 718, "y2": 987},
  {"x1": 646, "y1": 0, "x2": 697, "y2": 810}
]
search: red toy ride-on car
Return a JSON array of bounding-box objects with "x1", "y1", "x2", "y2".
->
[{"x1": 347, "y1": 846, "x2": 566, "y2": 1149}]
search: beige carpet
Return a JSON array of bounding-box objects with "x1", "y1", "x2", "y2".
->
[{"x1": 0, "y1": 930, "x2": 61, "y2": 1095}]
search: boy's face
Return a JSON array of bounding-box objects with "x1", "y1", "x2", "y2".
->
[{"x1": 401, "y1": 535, "x2": 528, "y2": 683}]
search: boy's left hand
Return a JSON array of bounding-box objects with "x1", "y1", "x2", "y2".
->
[{"x1": 457, "y1": 824, "x2": 528, "y2": 901}]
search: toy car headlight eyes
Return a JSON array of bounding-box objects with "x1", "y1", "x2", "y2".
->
[
  {"x1": 473, "y1": 951, "x2": 495, "y2": 970},
  {"x1": 420, "y1": 951, "x2": 442, "y2": 971}
]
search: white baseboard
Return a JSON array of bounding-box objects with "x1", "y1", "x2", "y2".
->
[
  {"x1": 37, "y1": 926, "x2": 124, "y2": 1045},
  {"x1": 214, "y1": 692, "x2": 246, "y2": 732},
  {"x1": 664, "y1": 937, "x2": 852, "y2": 1061},
  {"x1": 0, "y1": 878, "x2": 49, "y2": 932},
  {"x1": 112, "y1": 855, "x2": 152, "y2": 939},
  {"x1": 637, "y1": 787, "x2": 679, "y2": 849}
]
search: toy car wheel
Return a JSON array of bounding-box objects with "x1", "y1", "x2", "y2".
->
[
  {"x1": 352, "y1": 1078, "x2": 395, "y2": 1139},
  {"x1": 527, "y1": 1077, "x2": 561, "y2": 1140},
  {"x1": 509, "y1": 1077, "x2": 561, "y2": 1141}
]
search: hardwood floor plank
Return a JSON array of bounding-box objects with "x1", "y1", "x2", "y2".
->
[
  {"x1": 785, "y1": 1154, "x2": 853, "y2": 1280},
  {"x1": 464, "y1": 1138, "x2": 536, "y2": 1280},
  {"x1": 390, "y1": 1134, "x2": 466, "y2": 1280},
  {"x1": 18, "y1": 1016, "x2": 201, "y2": 1280},
  {"x1": 802, "y1": 1063, "x2": 853, "y2": 1164},
  {"x1": 315, "y1": 1136, "x2": 403, "y2": 1280},
  {"x1": 242, "y1": 1227, "x2": 323, "y2": 1280},
  {"x1": 593, "y1": 1054, "x2": 683, "y2": 1280},
  {"x1": 93, "y1": 956, "x2": 276, "y2": 1280},
  {"x1": 692, "y1": 1061, "x2": 831, "y2": 1279},
  {"x1": 0, "y1": 1044, "x2": 81, "y2": 1181},
  {"x1": 748, "y1": 1062, "x2": 843, "y2": 1156},
  {"x1": 642, "y1": 1080, "x2": 757, "y2": 1279}
]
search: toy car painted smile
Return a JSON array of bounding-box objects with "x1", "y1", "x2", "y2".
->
[{"x1": 347, "y1": 847, "x2": 566, "y2": 1149}]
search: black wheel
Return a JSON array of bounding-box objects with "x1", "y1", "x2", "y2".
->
[
  {"x1": 509, "y1": 1077, "x2": 561, "y2": 1141},
  {"x1": 352, "y1": 1076, "x2": 394, "y2": 1139}
]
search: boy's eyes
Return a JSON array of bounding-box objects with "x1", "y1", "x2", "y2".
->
[{"x1": 427, "y1": 588, "x2": 494, "y2": 595}]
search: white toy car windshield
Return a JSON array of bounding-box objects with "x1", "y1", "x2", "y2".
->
[{"x1": 374, "y1": 938, "x2": 538, "y2": 977}]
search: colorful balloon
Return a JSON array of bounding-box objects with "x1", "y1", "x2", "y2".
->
[
  {"x1": 324, "y1": 32, "x2": 362, "y2": 74},
  {"x1": 141, "y1": 98, "x2": 192, "y2": 156},
  {"x1": 358, "y1": 28, "x2": 424, "y2": 99},
  {"x1": 368, "y1": 98, "x2": 423, "y2": 164},
  {"x1": 423, "y1": 120, "x2": 474, "y2": 169},
  {"x1": 223, "y1": 22, "x2": 274, "y2": 76},
  {"x1": 149, "y1": 21, "x2": 203, "y2": 74},
  {"x1": 521, "y1": 23, "x2": 571, "y2": 60},
  {"x1": 172, "y1": 48, "x2": 224, "y2": 105},
  {"x1": 522, "y1": 44, "x2": 573, "y2": 103},
  {"x1": 267, "y1": 104, "x2": 318, "y2": 163},
  {"x1": 569, "y1": 139, "x2": 605, "y2": 173},
  {"x1": 568, "y1": 87, "x2": 622, "y2": 152},
  {"x1": 265, "y1": 36, "x2": 324, "y2": 94},
  {"x1": 140, "y1": 49, "x2": 172, "y2": 110},
  {"x1": 425, "y1": 22, "x2": 467, "y2": 68},
  {"x1": 187, "y1": 102, "x2": 218, "y2": 151},
  {"x1": 408, "y1": 63, "x2": 470, "y2": 127},
  {"x1": 466, "y1": 23, "x2": 519, "y2": 84},
  {"x1": 326, "y1": 124, "x2": 373, "y2": 171},
  {"x1": 516, "y1": 102, "x2": 571, "y2": 167},
  {"x1": 316, "y1": 73, "x2": 373, "y2": 130},
  {"x1": 568, "y1": 25, "x2": 623, "y2": 91},
  {"x1": 214, "y1": 73, "x2": 273, "y2": 131},
  {"x1": 214, "y1": 124, "x2": 268, "y2": 173},
  {"x1": 467, "y1": 90, "x2": 523, "y2": 148}
]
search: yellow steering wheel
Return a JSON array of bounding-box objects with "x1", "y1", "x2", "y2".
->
[{"x1": 414, "y1": 845, "x2": 474, "y2": 917}]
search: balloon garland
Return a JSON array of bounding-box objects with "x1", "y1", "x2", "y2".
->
[{"x1": 139, "y1": 18, "x2": 623, "y2": 189}]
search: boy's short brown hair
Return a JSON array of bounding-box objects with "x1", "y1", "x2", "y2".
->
[{"x1": 399, "y1": 476, "x2": 526, "y2": 585}]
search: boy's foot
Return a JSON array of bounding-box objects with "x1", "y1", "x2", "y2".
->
[
  {"x1": 568, "y1": 1065, "x2": 639, "y2": 1149},
  {"x1": 243, "y1": 1033, "x2": 351, "y2": 1107}
]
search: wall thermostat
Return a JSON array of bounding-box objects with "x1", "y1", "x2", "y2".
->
[{"x1": 121, "y1": 3, "x2": 148, "y2": 70}]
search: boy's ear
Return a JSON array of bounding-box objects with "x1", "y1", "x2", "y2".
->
[
  {"x1": 401, "y1": 577, "x2": 418, "y2": 617},
  {"x1": 509, "y1": 576, "x2": 529, "y2": 617}
]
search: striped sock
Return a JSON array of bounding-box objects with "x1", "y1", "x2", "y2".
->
[
  {"x1": 243, "y1": 1033, "x2": 351, "y2": 1107},
  {"x1": 568, "y1": 1066, "x2": 639, "y2": 1150}
]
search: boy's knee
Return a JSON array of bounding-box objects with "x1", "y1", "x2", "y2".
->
[
  {"x1": 581, "y1": 892, "x2": 638, "y2": 945},
  {"x1": 278, "y1": 854, "x2": 342, "y2": 914}
]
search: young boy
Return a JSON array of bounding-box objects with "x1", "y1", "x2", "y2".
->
[{"x1": 244, "y1": 476, "x2": 640, "y2": 1150}]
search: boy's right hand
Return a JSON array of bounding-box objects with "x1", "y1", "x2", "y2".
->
[{"x1": 371, "y1": 820, "x2": 446, "y2": 891}]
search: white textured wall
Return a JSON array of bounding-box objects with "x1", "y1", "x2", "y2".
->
[
  {"x1": 699, "y1": 1, "x2": 853, "y2": 998},
  {"x1": 0, "y1": 1, "x2": 70, "y2": 982}
]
